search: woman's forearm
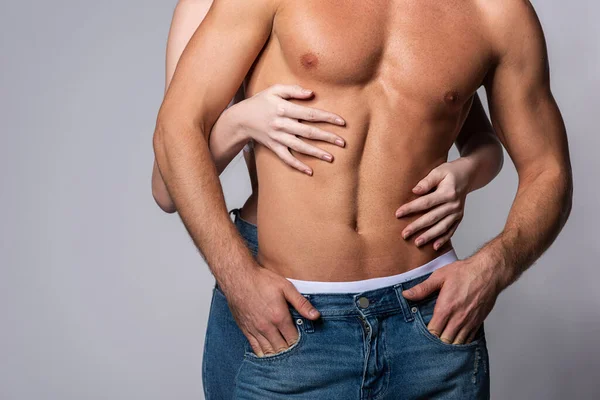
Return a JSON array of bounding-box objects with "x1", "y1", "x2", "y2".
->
[
  {"x1": 207, "y1": 99, "x2": 252, "y2": 175},
  {"x1": 455, "y1": 130, "x2": 504, "y2": 193},
  {"x1": 152, "y1": 159, "x2": 177, "y2": 213},
  {"x1": 454, "y1": 93, "x2": 504, "y2": 194}
]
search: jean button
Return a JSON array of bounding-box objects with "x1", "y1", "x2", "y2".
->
[{"x1": 357, "y1": 297, "x2": 370, "y2": 308}]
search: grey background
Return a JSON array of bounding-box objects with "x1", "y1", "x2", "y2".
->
[{"x1": 0, "y1": 0, "x2": 597, "y2": 399}]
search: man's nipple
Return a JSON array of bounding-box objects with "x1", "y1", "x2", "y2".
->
[
  {"x1": 443, "y1": 90, "x2": 460, "y2": 105},
  {"x1": 300, "y1": 52, "x2": 319, "y2": 69}
]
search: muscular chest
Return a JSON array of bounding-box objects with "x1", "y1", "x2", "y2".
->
[{"x1": 271, "y1": 0, "x2": 492, "y2": 108}]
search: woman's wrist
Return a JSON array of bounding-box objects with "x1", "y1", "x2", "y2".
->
[
  {"x1": 221, "y1": 102, "x2": 251, "y2": 144},
  {"x1": 450, "y1": 155, "x2": 478, "y2": 194}
]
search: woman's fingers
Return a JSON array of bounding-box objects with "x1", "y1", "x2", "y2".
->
[
  {"x1": 411, "y1": 213, "x2": 461, "y2": 247},
  {"x1": 432, "y1": 219, "x2": 460, "y2": 251},
  {"x1": 274, "y1": 133, "x2": 334, "y2": 162},
  {"x1": 273, "y1": 117, "x2": 345, "y2": 147},
  {"x1": 412, "y1": 168, "x2": 445, "y2": 194},
  {"x1": 278, "y1": 101, "x2": 346, "y2": 126},
  {"x1": 401, "y1": 202, "x2": 456, "y2": 239},
  {"x1": 267, "y1": 84, "x2": 315, "y2": 100},
  {"x1": 266, "y1": 85, "x2": 346, "y2": 126},
  {"x1": 270, "y1": 143, "x2": 313, "y2": 175},
  {"x1": 396, "y1": 189, "x2": 454, "y2": 218}
]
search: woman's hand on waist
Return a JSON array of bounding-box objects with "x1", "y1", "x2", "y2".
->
[{"x1": 394, "y1": 157, "x2": 476, "y2": 251}]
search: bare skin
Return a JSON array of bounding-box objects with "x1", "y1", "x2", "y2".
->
[
  {"x1": 153, "y1": 0, "x2": 572, "y2": 356},
  {"x1": 152, "y1": 0, "x2": 503, "y2": 252}
]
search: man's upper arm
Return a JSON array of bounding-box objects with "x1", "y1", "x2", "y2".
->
[
  {"x1": 482, "y1": 0, "x2": 569, "y2": 179},
  {"x1": 158, "y1": 0, "x2": 278, "y2": 137}
]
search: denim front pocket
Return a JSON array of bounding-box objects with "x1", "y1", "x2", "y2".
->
[
  {"x1": 243, "y1": 322, "x2": 304, "y2": 361},
  {"x1": 412, "y1": 292, "x2": 484, "y2": 349}
]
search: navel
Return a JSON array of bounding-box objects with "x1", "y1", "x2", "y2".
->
[{"x1": 300, "y1": 52, "x2": 319, "y2": 69}]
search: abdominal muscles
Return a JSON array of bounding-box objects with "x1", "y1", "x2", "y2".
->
[{"x1": 253, "y1": 95, "x2": 458, "y2": 281}]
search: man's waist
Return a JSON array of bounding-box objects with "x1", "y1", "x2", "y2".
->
[{"x1": 255, "y1": 219, "x2": 454, "y2": 281}]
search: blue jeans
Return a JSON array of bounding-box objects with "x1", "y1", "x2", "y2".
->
[{"x1": 202, "y1": 208, "x2": 490, "y2": 399}]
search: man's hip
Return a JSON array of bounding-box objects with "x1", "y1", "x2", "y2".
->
[{"x1": 203, "y1": 272, "x2": 490, "y2": 399}]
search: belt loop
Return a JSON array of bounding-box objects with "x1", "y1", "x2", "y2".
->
[
  {"x1": 394, "y1": 283, "x2": 415, "y2": 323},
  {"x1": 229, "y1": 208, "x2": 238, "y2": 217}
]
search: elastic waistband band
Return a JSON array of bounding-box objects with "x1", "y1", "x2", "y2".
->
[{"x1": 286, "y1": 249, "x2": 457, "y2": 294}]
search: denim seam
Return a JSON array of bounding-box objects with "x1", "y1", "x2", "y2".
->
[
  {"x1": 372, "y1": 317, "x2": 391, "y2": 400},
  {"x1": 202, "y1": 288, "x2": 217, "y2": 400},
  {"x1": 482, "y1": 336, "x2": 488, "y2": 375},
  {"x1": 472, "y1": 347, "x2": 481, "y2": 384},
  {"x1": 232, "y1": 358, "x2": 247, "y2": 395},
  {"x1": 358, "y1": 315, "x2": 370, "y2": 400},
  {"x1": 393, "y1": 283, "x2": 414, "y2": 323}
]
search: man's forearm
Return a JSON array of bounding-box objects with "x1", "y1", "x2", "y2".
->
[
  {"x1": 469, "y1": 166, "x2": 573, "y2": 291},
  {"x1": 153, "y1": 118, "x2": 258, "y2": 289},
  {"x1": 151, "y1": 103, "x2": 249, "y2": 213}
]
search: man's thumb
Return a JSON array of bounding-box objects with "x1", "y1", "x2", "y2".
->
[
  {"x1": 284, "y1": 285, "x2": 320, "y2": 320},
  {"x1": 402, "y1": 275, "x2": 442, "y2": 301}
]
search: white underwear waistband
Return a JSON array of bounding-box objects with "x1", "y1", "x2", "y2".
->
[{"x1": 285, "y1": 249, "x2": 458, "y2": 294}]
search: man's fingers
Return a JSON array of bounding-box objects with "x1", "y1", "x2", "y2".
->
[
  {"x1": 263, "y1": 327, "x2": 291, "y2": 355},
  {"x1": 452, "y1": 325, "x2": 472, "y2": 345},
  {"x1": 253, "y1": 331, "x2": 275, "y2": 356},
  {"x1": 283, "y1": 283, "x2": 320, "y2": 320},
  {"x1": 465, "y1": 324, "x2": 480, "y2": 344},
  {"x1": 269, "y1": 84, "x2": 314, "y2": 99},
  {"x1": 277, "y1": 317, "x2": 301, "y2": 347},
  {"x1": 439, "y1": 317, "x2": 463, "y2": 344},
  {"x1": 402, "y1": 273, "x2": 443, "y2": 301},
  {"x1": 425, "y1": 302, "x2": 450, "y2": 340},
  {"x1": 247, "y1": 332, "x2": 266, "y2": 357}
]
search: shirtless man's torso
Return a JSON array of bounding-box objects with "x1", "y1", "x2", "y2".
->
[
  {"x1": 153, "y1": 0, "x2": 571, "y2": 397},
  {"x1": 246, "y1": 0, "x2": 494, "y2": 280}
]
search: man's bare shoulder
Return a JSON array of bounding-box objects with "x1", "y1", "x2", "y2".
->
[
  {"x1": 176, "y1": 0, "x2": 212, "y2": 6},
  {"x1": 209, "y1": 0, "x2": 282, "y2": 13},
  {"x1": 477, "y1": 0, "x2": 546, "y2": 58}
]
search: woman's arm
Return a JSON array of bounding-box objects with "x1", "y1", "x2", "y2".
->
[
  {"x1": 452, "y1": 93, "x2": 504, "y2": 193},
  {"x1": 395, "y1": 92, "x2": 504, "y2": 250},
  {"x1": 152, "y1": 0, "x2": 347, "y2": 213}
]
